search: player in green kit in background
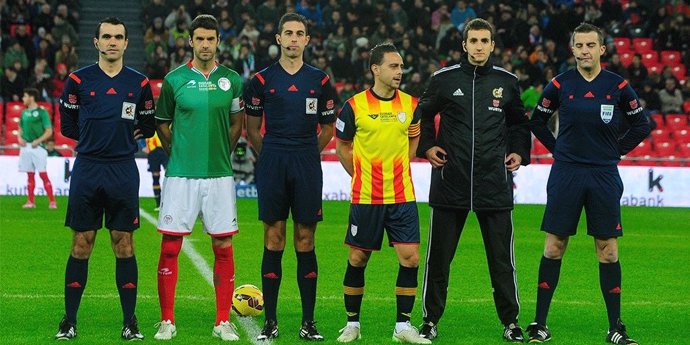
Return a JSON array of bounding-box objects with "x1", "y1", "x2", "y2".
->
[
  {"x1": 17, "y1": 87, "x2": 57, "y2": 209},
  {"x1": 153, "y1": 14, "x2": 245, "y2": 341}
]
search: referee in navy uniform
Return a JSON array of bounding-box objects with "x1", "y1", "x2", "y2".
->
[
  {"x1": 54, "y1": 17, "x2": 155, "y2": 341},
  {"x1": 525, "y1": 23, "x2": 649, "y2": 345}
]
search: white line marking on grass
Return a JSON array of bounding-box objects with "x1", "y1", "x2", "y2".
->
[
  {"x1": 140, "y1": 208, "x2": 267, "y2": 345},
  {"x1": 0, "y1": 293, "x2": 212, "y2": 300}
]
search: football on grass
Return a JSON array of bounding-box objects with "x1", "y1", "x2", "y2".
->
[{"x1": 232, "y1": 284, "x2": 264, "y2": 317}]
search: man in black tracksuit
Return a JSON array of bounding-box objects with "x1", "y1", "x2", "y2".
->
[{"x1": 415, "y1": 18, "x2": 531, "y2": 342}]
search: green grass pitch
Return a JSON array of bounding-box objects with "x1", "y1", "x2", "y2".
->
[{"x1": 1, "y1": 196, "x2": 688, "y2": 344}]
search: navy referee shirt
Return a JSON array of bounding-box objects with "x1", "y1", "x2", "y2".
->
[
  {"x1": 59, "y1": 64, "x2": 156, "y2": 160},
  {"x1": 530, "y1": 69, "x2": 651, "y2": 166}
]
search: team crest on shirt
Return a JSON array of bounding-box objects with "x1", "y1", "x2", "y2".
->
[
  {"x1": 218, "y1": 77, "x2": 231, "y2": 91},
  {"x1": 397, "y1": 112, "x2": 407, "y2": 123},
  {"x1": 542, "y1": 98, "x2": 551, "y2": 107},
  {"x1": 121, "y1": 102, "x2": 136, "y2": 120},
  {"x1": 306, "y1": 98, "x2": 318, "y2": 114},
  {"x1": 68, "y1": 94, "x2": 77, "y2": 104},
  {"x1": 600, "y1": 104, "x2": 614, "y2": 123},
  {"x1": 629, "y1": 99, "x2": 638, "y2": 109},
  {"x1": 492, "y1": 87, "x2": 503, "y2": 98}
]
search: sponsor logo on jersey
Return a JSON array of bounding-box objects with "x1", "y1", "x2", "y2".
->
[
  {"x1": 541, "y1": 98, "x2": 550, "y2": 107},
  {"x1": 306, "y1": 98, "x2": 318, "y2": 114},
  {"x1": 186, "y1": 80, "x2": 196, "y2": 88},
  {"x1": 368, "y1": 114, "x2": 379, "y2": 119},
  {"x1": 145, "y1": 100, "x2": 153, "y2": 110},
  {"x1": 218, "y1": 77, "x2": 231, "y2": 91},
  {"x1": 493, "y1": 99, "x2": 500, "y2": 107},
  {"x1": 487, "y1": 106, "x2": 503, "y2": 112},
  {"x1": 629, "y1": 99, "x2": 638, "y2": 109},
  {"x1": 492, "y1": 87, "x2": 503, "y2": 98},
  {"x1": 326, "y1": 99, "x2": 334, "y2": 109},
  {"x1": 600, "y1": 104, "x2": 614, "y2": 123},
  {"x1": 453, "y1": 88, "x2": 464, "y2": 96},
  {"x1": 252, "y1": 96, "x2": 261, "y2": 105},
  {"x1": 68, "y1": 94, "x2": 77, "y2": 104}
]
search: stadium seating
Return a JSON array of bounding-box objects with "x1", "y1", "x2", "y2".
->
[
  {"x1": 150, "y1": 79, "x2": 163, "y2": 98},
  {"x1": 37, "y1": 101, "x2": 54, "y2": 116},
  {"x1": 646, "y1": 63, "x2": 662, "y2": 75},
  {"x1": 665, "y1": 114, "x2": 688, "y2": 131},
  {"x1": 613, "y1": 37, "x2": 631, "y2": 52},
  {"x1": 651, "y1": 113, "x2": 664, "y2": 128},
  {"x1": 671, "y1": 65, "x2": 686, "y2": 82},
  {"x1": 673, "y1": 129, "x2": 689, "y2": 142},
  {"x1": 654, "y1": 141, "x2": 677, "y2": 157},
  {"x1": 660, "y1": 50, "x2": 681, "y2": 65},
  {"x1": 632, "y1": 38, "x2": 653, "y2": 52},
  {"x1": 641, "y1": 51, "x2": 658, "y2": 67},
  {"x1": 619, "y1": 51, "x2": 634, "y2": 67},
  {"x1": 650, "y1": 128, "x2": 669, "y2": 142}
]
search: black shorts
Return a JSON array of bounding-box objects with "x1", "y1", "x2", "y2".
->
[
  {"x1": 147, "y1": 147, "x2": 168, "y2": 172},
  {"x1": 65, "y1": 157, "x2": 140, "y2": 232},
  {"x1": 255, "y1": 147, "x2": 323, "y2": 223},
  {"x1": 345, "y1": 202, "x2": 420, "y2": 251},
  {"x1": 541, "y1": 161, "x2": 623, "y2": 238}
]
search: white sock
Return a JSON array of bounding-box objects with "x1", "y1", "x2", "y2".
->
[
  {"x1": 395, "y1": 321, "x2": 411, "y2": 333},
  {"x1": 347, "y1": 321, "x2": 360, "y2": 329}
]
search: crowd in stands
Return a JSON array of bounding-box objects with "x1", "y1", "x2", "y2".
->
[{"x1": 1, "y1": 0, "x2": 689, "y2": 163}]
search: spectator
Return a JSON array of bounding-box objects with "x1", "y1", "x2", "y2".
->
[
  {"x1": 324, "y1": 24, "x2": 347, "y2": 55},
  {"x1": 330, "y1": 45, "x2": 354, "y2": 82},
  {"x1": 1, "y1": 67, "x2": 26, "y2": 101},
  {"x1": 256, "y1": 0, "x2": 281, "y2": 27},
  {"x1": 387, "y1": 1, "x2": 408, "y2": 28},
  {"x1": 637, "y1": 81, "x2": 661, "y2": 113},
  {"x1": 34, "y1": 3, "x2": 54, "y2": 32},
  {"x1": 450, "y1": 0, "x2": 476, "y2": 30},
  {"x1": 658, "y1": 77, "x2": 684, "y2": 114},
  {"x1": 142, "y1": 0, "x2": 168, "y2": 27},
  {"x1": 56, "y1": 4, "x2": 79, "y2": 32},
  {"x1": 144, "y1": 17, "x2": 169, "y2": 45},
  {"x1": 257, "y1": 44, "x2": 279, "y2": 71},
  {"x1": 188, "y1": 0, "x2": 211, "y2": 18},
  {"x1": 51, "y1": 15, "x2": 78, "y2": 47},
  {"x1": 168, "y1": 19, "x2": 190, "y2": 49},
  {"x1": 218, "y1": 18, "x2": 236, "y2": 42},
  {"x1": 606, "y1": 53, "x2": 628, "y2": 78},
  {"x1": 27, "y1": 60, "x2": 54, "y2": 100},
  {"x1": 169, "y1": 46, "x2": 192, "y2": 71},
  {"x1": 408, "y1": 0, "x2": 431, "y2": 29},
  {"x1": 402, "y1": 71, "x2": 426, "y2": 98},
  {"x1": 212, "y1": 0, "x2": 232, "y2": 18},
  {"x1": 238, "y1": 20, "x2": 260, "y2": 46},
  {"x1": 51, "y1": 63, "x2": 69, "y2": 100},
  {"x1": 626, "y1": 54, "x2": 648, "y2": 90},
  {"x1": 234, "y1": 44, "x2": 255, "y2": 81},
  {"x1": 297, "y1": 0, "x2": 323, "y2": 29},
  {"x1": 14, "y1": 24, "x2": 35, "y2": 68},
  {"x1": 164, "y1": 5, "x2": 192, "y2": 30},
  {"x1": 521, "y1": 80, "x2": 544, "y2": 112},
  {"x1": 4, "y1": 40, "x2": 29, "y2": 74},
  {"x1": 54, "y1": 42, "x2": 79, "y2": 73},
  {"x1": 233, "y1": 0, "x2": 256, "y2": 28},
  {"x1": 46, "y1": 139, "x2": 65, "y2": 157}
]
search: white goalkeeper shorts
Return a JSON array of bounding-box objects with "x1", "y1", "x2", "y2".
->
[{"x1": 18, "y1": 144, "x2": 48, "y2": 172}]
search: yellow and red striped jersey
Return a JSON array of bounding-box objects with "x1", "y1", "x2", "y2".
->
[{"x1": 336, "y1": 89, "x2": 420, "y2": 204}]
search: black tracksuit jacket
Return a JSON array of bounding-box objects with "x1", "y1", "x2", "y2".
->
[{"x1": 415, "y1": 58, "x2": 531, "y2": 211}]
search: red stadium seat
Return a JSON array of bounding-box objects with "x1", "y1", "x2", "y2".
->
[
  {"x1": 660, "y1": 50, "x2": 681, "y2": 65},
  {"x1": 4, "y1": 128, "x2": 19, "y2": 145},
  {"x1": 679, "y1": 142, "x2": 690, "y2": 158},
  {"x1": 1, "y1": 143, "x2": 20, "y2": 156},
  {"x1": 683, "y1": 101, "x2": 690, "y2": 114},
  {"x1": 671, "y1": 65, "x2": 687, "y2": 82},
  {"x1": 613, "y1": 37, "x2": 631, "y2": 52},
  {"x1": 641, "y1": 51, "x2": 658, "y2": 67},
  {"x1": 653, "y1": 141, "x2": 677, "y2": 156},
  {"x1": 5, "y1": 101, "x2": 23, "y2": 118},
  {"x1": 627, "y1": 140, "x2": 653, "y2": 158},
  {"x1": 632, "y1": 38, "x2": 652, "y2": 52},
  {"x1": 150, "y1": 79, "x2": 163, "y2": 98},
  {"x1": 651, "y1": 113, "x2": 665, "y2": 128},
  {"x1": 4, "y1": 114, "x2": 20, "y2": 132},
  {"x1": 665, "y1": 114, "x2": 688, "y2": 131},
  {"x1": 646, "y1": 63, "x2": 663, "y2": 75},
  {"x1": 659, "y1": 155, "x2": 682, "y2": 167},
  {"x1": 53, "y1": 130, "x2": 76, "y2": 155},
  {"x1": 320, "y1": 153, "x2": 340, "y2": 161},
  {"x1": 672, "y1": 129, "x2": 690, "y2": 142},
  {"x1": 37, "y1": 101, "x2": 53, "y2": 116},
  {"x1": 650, "y1": 128, "x2": 669, "y2": 142},
  {"x1": 619, "y1": 52, "x2": 634, "y2": 67}
]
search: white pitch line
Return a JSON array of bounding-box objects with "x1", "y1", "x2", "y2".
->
[{"x1": 140, "y1": 208, "x2": 267, "y2": 345}]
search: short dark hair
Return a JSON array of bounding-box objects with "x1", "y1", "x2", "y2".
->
[
  {"x1": 190, "y1": 14, "x2": 219, "y2": 38},
  {"x1": 278, "y1": 13, "x2": 309, "y2": 35},
  {"x1": 369, "y1": 42, "x2": 399, "y2": 71},
  {"x1": 463, "y1": 18, "x2": 494, "y2": 42},
  {"x1": 23, "y1": 88, "x2": 40, "y2": 100},
  {"x1": 571, "y1": 22, "x2": 604, "y2": 46},
  {"x1": 95, "y1": 17, "x2": 128, "y2": 39}
]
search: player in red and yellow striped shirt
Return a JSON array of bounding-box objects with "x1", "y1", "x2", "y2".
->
[{"x1": 334, "y1": 43, "x2": 429, "y2": 343}]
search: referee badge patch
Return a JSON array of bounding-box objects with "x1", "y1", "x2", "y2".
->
[
  {"x1": 306, "y1": 98, "x2": 318, "y2": 114},
  {"x1": 121, "y1": 102, "x2": 136, "y2": 120},
  {"x1": 600, "y1": 104, "x2": 614, "y2": 124}
]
